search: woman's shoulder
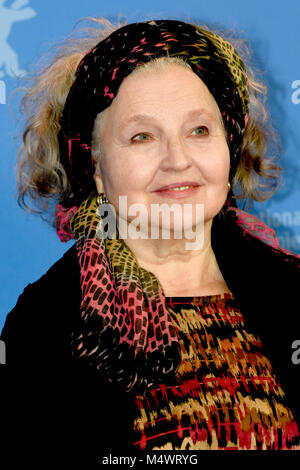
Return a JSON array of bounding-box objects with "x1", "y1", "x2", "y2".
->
[
  {"x1": 30, "y1": 242, "x2": 80, "y2": 288},
  {"x1": 0, "y1": 243, "x2": 81, "y2": 364},
  {"x1": 10, "y1": 242, "x2": 80, "y2": 302},
  {"x1": 220, "y1": 205, "x2": 300, "y2": 265}
]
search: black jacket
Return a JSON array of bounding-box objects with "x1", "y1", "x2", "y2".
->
[{"x1": 1, "y1": 208, "x2": 300, "y2": 463}]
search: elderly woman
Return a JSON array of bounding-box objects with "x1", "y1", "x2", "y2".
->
[{"x1": 1, "y1": 17, "x2": 300, "y2": 461}]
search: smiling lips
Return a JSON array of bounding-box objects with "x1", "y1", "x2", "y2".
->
[
  {"x1": 154, "y1": 181, "x2": 200, "y2": 199},
  {"x1": 156, "y1": 181, "x2": 200, "y2": 191}
]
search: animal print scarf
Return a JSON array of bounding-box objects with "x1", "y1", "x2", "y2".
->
[{"x1": 64, "y1": 189, "x2": 181, "y2": 393}]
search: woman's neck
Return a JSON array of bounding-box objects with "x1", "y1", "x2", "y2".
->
[{"x1": 122, "y1": 220, "x2": 229, "y2": 296}]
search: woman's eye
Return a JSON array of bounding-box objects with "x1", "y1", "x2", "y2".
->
[
  {"x1": 192, "y1": 126, "x2": 209, "y2": 136},
  {"x1": 130, "y1": 127, "x2": 208, "y2": 143},
  {"x1": 131, "y1": 133, "x2": 151, "y2": 142}
]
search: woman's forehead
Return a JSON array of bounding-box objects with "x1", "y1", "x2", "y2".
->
[
  {"x1": 117, "y1": 63, "x2": 211, "y2": 94},
  {"x1": 102, "y1": 66, "x2": 222, "y2": 118}
]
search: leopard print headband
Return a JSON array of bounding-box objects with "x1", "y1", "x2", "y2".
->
[{"x1": 58, "y1": 18, "x2": 249, "y2": 209}]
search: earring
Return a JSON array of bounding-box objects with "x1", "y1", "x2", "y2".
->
[
  {"x1": 227, "y1": 182, "x2": 231, "y2": 191},
  {"x1": 96, "y1": 192, "x2": 109, "y2": 206}
]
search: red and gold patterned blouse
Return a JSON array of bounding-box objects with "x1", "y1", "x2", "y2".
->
[{"x1": 132, "y1": 292, "x2": 300, "y2": 450}]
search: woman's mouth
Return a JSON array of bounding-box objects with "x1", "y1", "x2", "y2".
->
[{"x1": 154, "y1": 184, "x2": 200, "y2": 199}]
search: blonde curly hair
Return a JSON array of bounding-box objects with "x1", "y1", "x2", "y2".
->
[{"x1": 15, "y1": 15, "x2": 282, "y2": 225}]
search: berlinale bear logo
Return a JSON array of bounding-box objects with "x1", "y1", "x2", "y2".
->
[{"x1": 0, "y1": 0, "x2": 36, "y2": 104}]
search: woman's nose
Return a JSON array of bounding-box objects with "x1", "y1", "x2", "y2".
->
[{"x1": 160, "y1": 136, "x2": 192, "y2": 171}]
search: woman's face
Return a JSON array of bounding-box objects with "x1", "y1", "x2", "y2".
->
[{"x1": 93, "y1": 64, "x2": 230, "y2": 234}]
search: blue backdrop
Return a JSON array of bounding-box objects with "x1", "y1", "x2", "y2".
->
[{"x1": 1, "y1": 0, "x2": 300, "y2": 331}]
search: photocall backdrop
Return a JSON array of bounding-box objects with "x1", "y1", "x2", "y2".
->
[{"x1": 1, "y1": 0, "x2": 300, "y2": 331}]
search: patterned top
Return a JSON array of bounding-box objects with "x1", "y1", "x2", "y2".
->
[{"x1": 132, "y1": 292, "x2": 300, "y2": 450}]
